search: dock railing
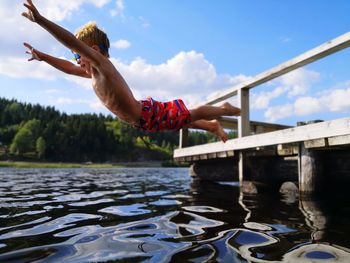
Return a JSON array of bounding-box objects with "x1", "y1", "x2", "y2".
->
[
  {"x1": 178, "y1": 31, "x2": 350, "y2": 150},
  {"x1": 176, "y1": 32, "x2": 350, "y2": 185}
]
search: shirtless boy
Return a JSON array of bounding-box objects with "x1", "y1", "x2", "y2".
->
[{"x1": 22, "y1": 0, "x2": 241, "y2": 142}]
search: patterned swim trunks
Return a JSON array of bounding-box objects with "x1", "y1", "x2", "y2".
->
[{"x1": 136, "y1": 97, "x2": 192, "y2": 132}]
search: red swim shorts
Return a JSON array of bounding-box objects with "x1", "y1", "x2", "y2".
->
[{"x1": 136, "y1": 97, "x2": 192, "y2": 132}]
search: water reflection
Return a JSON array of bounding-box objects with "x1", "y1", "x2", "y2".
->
[{"x1": 0, "y1": 168, "x2": 349, "y2": 262}]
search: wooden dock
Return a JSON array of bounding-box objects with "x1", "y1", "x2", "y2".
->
[{"x1": 174, "y1": 31, "x2": 350, "y2": 195}]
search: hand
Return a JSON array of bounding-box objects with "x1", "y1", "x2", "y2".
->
[
  {"x1": 22, "y1": 0, "x2": 42, "y2": 22},
  {"x1": 23, "y1": 42, "x2": 42, "y2": 61}
]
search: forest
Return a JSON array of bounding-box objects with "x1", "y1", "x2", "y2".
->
[{"x1": 0, "y1": 97, "x2": 231, "y2": 163}]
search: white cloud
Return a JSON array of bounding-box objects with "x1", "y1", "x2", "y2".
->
[
  {"x1": 1, "y1": 0, "x2": 111, "y2": 23},
  {"x1": 251, "y1": 86, "x2": 287, "y2": 109},
  {"x1": 49, "y1": 97, "x2": 105, "y2": 111},
  {"x1": 264, "y1": 83, "x2": 350, "y2": 122},
  {"x1": 264, "y1": 104, "x2": 294, "y2": 122},
  {"x1": 250, "y1": 68, "x2": 321, "y2": 121},
  {"x1": 138, "y1": 16, "x2": 150, "y2": 28},
  {"x1": 110, "y1": 51, "x2": 247, "y2": 107},
  {"x1": 111, "y1": 39, "x2": 131, "y2": 49},
  {"x1": 44, "y1": 89, "x2": 60, "y2": 94},
  {"x1": 0, "y1": 0, "x2": 112, "y2": 72},
  {"x1": 319, "y1": 85, "x2": 350, "y2": 112},
  {"x1": 0, "y1": 57, "x2": 62, "y2": 80},
  {"x1": 64, "y1": 74, "x2": 92, "y2": 90},
  {"x1": 278, "y1": 68, "x2": 320, "y2": 97},
  {"x1": 33, "y1": 0, "x2": 111, "y2": 22},
  {"x1": 89, "y1": 99, "x2": 105, "y2": 110},
  {"x1": 110, "y1": 0, "x2": 125, "y2": 17},
  {"x1": 54, "y1": 97, "x2": 74, "y2": 105},
  {"x1": 294, "y1": 97, "x2": 322, "y2": 116},
  {"x1": 250, "y1": 68, "x2": 320, "y2": 110}
]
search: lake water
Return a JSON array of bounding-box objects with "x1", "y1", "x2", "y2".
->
[{"x1": 0, "y1": 168, "x2": 350, "y2": 262}]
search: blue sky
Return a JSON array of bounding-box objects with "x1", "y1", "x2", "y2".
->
[{"x1": 1, "y1": 0, "x2": 350, "y2": 126}]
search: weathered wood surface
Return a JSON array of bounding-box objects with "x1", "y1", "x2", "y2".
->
[
  {"x1": 298, "y1": 144, "x2": 324, "y2": 194},
  {"x1": 238, "y1": 88, "x2": 250, "y2": 137},
  {"x1": 328, "y1": 134, "x2": 350, "y2": 146},
  {"x1": 179, "y1": 128, "x2": 188, "y2": 149},
  {"x1": 217, "y1": 117, "x2": 291, "y2": 132},
  {"x1": 205, "y1": 31, "x2": 350, "y2": 106},
  {"x1": 304, "y1": 138, "x2": 327, "y2": 149},
  {"x1": 174, "y1": 117, "x2": 350, "y2": 160}
]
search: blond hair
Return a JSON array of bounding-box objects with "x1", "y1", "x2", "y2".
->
[{"x1": 75, "y1": 21, "x2": 110, "y2": 57}]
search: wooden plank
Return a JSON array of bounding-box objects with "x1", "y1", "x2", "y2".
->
[
  {"x1": 208, "y1": 153, "x2": 217, "y2": 159},
  {"x1": 199, "y1": 154, "x2": 208, "y2": 160},
  {"x1": 205, "y1": 31, "x2": 350, "y2": 105},
  {"x1": 193, "y1": 155, "x2": 200, "y2": 161},
  {"x1": 227, "y1": 150, "x2": 234, "y2": 157},
  {"x1": 304, "y1": 138, "x2": 327, "y2": 149},
  {"x1": 217, "y1": 117, "x2": 291, "y2": 131},
  {"x1": 217, "y1": 151, "x2": 227, "y2": 158},
  {"x1": 277, "y1": 144, "x2": 294, "y2": 156},
  {"x1": 174, "y1": 117, "x2": 350, "y2": 159},
  {"x1": 328, "y1": 134, "x2": 350, "y2": 146}
]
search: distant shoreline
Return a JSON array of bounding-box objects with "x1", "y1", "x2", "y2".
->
[{"x1": 0, "y1": 161, "x2": 168, "y2": 169}]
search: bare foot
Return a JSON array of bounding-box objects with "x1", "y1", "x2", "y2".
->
[
  {"x1": 209, "y1": 120, "x2": 229, "y2": 142},
  {"x1": 221, "y1": 102, "x2": 241, "y2": 116}
]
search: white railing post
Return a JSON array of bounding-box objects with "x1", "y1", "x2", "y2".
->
[
  {"x1": 238, "y1": 88, "x2": 250, "y2": 185},
  {"x1": 238, "y1": 88, "x2": 250, "y2": 137},
  {"x1": 179, "y1": 128, "x2": 188, "y2": 149}
]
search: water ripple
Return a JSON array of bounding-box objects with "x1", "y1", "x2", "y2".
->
[
  {"x1": 1, "y1": 168, "x2": 350, "y2": 262},
  {"x1": 99, "y1": 204, "x2": 151, "y2": 216}
]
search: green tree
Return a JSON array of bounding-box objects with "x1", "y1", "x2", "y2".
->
[
  {"x1": 9, "y1": 119, "x2": 41, "y2": 156},
  {"x1": 36, "y1": 136, "x2": 46, "y2": 159},
  {"x1": 23, "y1": 119, "x2": 41, "y2": 139},
  {"x1": 10, "y1": 128, "x2": 33, "y2": 155}
]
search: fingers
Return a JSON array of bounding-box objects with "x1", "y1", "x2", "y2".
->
[
  {"x1": 23, "y1": 42, "x2": 32, "y2": 49},
  {"x1": 23, "y1": 43, "x2": 34, "y2": 52},
  {"x1": 21, "y1": 12, "x2": 29, "y2": 19},
  {"x1": 23, "y1": 3, "x2": 31, "y2": 10},
  {"x1": 21, "y1": 11, "x2": 34, "y2": 22},
  {"x1": 24, "y1": 42, "x2": 36, "y2": 61},
  {"x1": 24, "y1": 1, "x2": 35, "y2": 11}
]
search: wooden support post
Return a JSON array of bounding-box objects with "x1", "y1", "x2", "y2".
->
[
  {"x1": 179, "y1": 128, "x2": 188, "y2": 149},
  {"x1": 238, "y1": 88, "x2": 250, "y2": 185},
  {"x1": 298, "y1": 143, "x2": 324, "y2": 195}
]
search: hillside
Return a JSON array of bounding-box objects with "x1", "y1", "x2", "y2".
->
[{"x1": 0, "y1": 97, "x2": 218, "y2": 163}]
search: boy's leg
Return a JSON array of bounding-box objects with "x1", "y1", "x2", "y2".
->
[
  {"x1": 189, "y1": 102, "x2": 241, "y2": 122},
  {"x1": 189, "y1": 119, "x2": 229, "y2": 142}
]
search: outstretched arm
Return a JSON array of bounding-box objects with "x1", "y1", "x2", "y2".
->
[
  {"x1": 22, "y1": 0, "x2": 104, "y2": 66},
  {"x1": 23, "y1": 43, "x2": 90, "y2": 78}
]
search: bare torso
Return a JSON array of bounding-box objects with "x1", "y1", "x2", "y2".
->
[{"x1": 89, "y1": 59, "x2": 142, "y2": 125}]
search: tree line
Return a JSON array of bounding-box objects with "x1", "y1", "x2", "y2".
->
[{"x1": 0, "y1": 97, "x2": 226, "y2": 162}]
